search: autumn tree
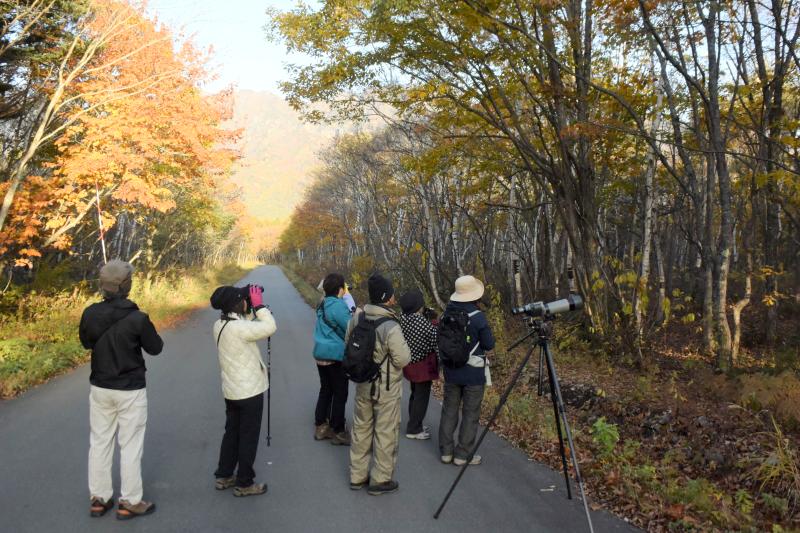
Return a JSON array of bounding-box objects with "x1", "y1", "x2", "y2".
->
[
  {"x1": 272, "y1": 0, "x2": 800, "y2": 370},
  {"x1": 1, "y1": 0, "x2": 246, "y2": 274}
]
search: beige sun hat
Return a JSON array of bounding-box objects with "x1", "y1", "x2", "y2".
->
[{"x1": 450, "y1": 275, "x2": 485, "y2": 302}]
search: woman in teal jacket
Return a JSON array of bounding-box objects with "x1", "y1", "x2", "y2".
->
[{"x1": 312, "y1": 273, "x2": 353, "y2": 445}]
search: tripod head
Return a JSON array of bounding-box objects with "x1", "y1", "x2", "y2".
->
[{"x1": 524, "y1": 314, "x2": 555, "y2": 341}]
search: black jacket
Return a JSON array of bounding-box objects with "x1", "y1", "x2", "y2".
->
[{"x1": 79, "y1": 297, "x2": 163, "y2": 390}]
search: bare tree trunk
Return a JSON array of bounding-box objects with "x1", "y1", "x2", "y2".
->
[
  {"x1": 421, "y1": 189, "x2": 446, "y2": 309},
  {"x1": 653, "y1": 231, "x2": 667, "y2": 325},
  {"x1": 731, "y1": 252, "x2": 752, "y2": 364},
  {"x1": 633, "y1": 72, "x2": 664, "y2": 359},
  {"x1": 507, "y1": 175, "x2": 523, "y2": 306}
]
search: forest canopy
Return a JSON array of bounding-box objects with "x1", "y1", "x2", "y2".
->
[{"x1": 273, "y1": 0, "x2": 800, "y2": 372}]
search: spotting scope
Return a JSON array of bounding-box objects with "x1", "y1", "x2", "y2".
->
[{"x1": 511, "y1": 294, "x2": 584, "y2": 317}]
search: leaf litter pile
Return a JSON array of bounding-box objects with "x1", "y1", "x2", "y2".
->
[{"x1": 434, "y1": 324, "x2": 800, "y2": 532}]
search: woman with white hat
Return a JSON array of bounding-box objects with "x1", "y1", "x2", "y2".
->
[{"x1": 438, "y1": 275, "x2": 495, "y2": 466}]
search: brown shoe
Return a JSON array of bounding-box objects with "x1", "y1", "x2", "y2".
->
[
  {"x1": 330, "y1": 430, "x2": 351, "y2": 446},
  {"x1": 116, "y1": 500, "x2": 156, "y2": 520},
  {"x1": 233, "y1": 483, "x2": 267, "y2": 497},
  {"x1": 314, "y1": 423, "x2": 333, "y2": 440},
  {"x1": 90, "y1": 497, "x2": 114, "y2": 517},
  {"x1": 215, "y1": 476, "x2": 236, "y2": 490}
]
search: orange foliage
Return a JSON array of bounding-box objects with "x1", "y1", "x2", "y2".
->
[{"x1": 0, "y1": 0, "x2": 238, "y2": 260}]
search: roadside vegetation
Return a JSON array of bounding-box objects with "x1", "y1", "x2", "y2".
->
[
  {"x1": 280, "y1": 265, "x2": 321, "y2": 308},
  {"x1": 0, "y1": 264, "x2": 250, "y2": 398},
  {"x1": 284, "y1": 263, "x2": 799, "y2": 532}
]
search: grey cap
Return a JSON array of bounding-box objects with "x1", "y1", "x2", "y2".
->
[{"x1": 99, "y1": 260, "x2": 134, "y2": 298}]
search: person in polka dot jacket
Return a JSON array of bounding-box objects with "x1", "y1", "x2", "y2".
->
[{"x1": 398, "y1": 290, "x2": 439, "y2": 440}]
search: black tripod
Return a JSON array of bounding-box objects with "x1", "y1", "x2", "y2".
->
[{"x1": 434, "y1": 316, "x2": 595, "y2": 533}]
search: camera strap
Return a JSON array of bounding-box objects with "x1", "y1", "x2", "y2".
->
[{"x1": 216, "y1": 317, "x2": 233, "y2": 347}]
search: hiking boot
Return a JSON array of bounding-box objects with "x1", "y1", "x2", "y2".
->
[
  {"x1": 367, "y1": 480, "x2": 399, "y2": 496},
  {"x1": 215, "y1": 476, "x2": 236, "y2": 490},
  {"x1": 90, "y1": 497, "x2": 113, "y2": 517},
  {"x1": 314, "y1": 423, "x2": 333, "y2": 441},
  {"x1": 349, "y1": 478, "x2": 369, "y2": 490},
  {"x1": 330, "y1": 430, "x2": 351, "y2": 446},
  {"x1": 440, "y1": 454, "x2": 453, "y2": 464},
  {"x1": 405, "y1": 429, "x2": 431, "y2": 440},
  {"x1": 233, "y1": 483, "x2": 267, "y2": 497},
  {"x1": 453, "y1": 455, "x2": 482, "y2": 466},
  {"x1": 116, "y1": 500, "x2": 156, "y2": 520}
]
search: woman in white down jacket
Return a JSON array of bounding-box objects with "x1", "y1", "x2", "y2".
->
[{"x1": 210, "y1": 284, "x2": 276, "y2": 497}]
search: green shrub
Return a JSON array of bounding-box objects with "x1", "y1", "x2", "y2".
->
[
  {"x1": 672, "y1": 478, "x2": 713, "y2": 511},
  {"x1": 591, "y1": 417, "x2": 620, "y2": 458},
  {"x1": 761, "y1": 493, "x2": 789, "y2": 518}
]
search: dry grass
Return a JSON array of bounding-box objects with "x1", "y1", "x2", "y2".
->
[{"x1": 278, "y1": 264, "x2": 321, "y2": 308}]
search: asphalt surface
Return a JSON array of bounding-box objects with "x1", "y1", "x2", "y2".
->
[{"x1": 0, "y1": 265, "x2": 640, "y2": 533}]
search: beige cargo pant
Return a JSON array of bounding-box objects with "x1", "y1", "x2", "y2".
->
[
  {"x1": 88, "y1": 385, "x2": 147, "y2": 504},
  {"x1": 349, "y1": 385, "x2": 402, "y2": 485}
]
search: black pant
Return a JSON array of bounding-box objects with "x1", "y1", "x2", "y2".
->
[
  {"x1": 215, "y1": 393, "x2": 263, "y2": 487},
  {"x1": 406, "y1": 380, "x2": 432, "y2": 434},
  {"x1": 315, "y1": 362, "x2": 349, "y2": 433}
]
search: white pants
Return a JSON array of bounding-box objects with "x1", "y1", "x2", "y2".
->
[{"x1": 88, "y1": 386, "x2": 147, "y2": 504}]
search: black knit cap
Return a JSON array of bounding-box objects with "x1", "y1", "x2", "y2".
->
[
  {"x1": 399, "y1": 289, "x2": 424, "y2": 315},
  {"x1": 210, "y1": 286, "x2": 245, "y2": 313},
  {"x1": 368, "y1": 273, "x2": 394, "y2": 304}
]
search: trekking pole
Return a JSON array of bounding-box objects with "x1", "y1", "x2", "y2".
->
[{"x1": 267, "y1": 336, "x2": 272, "y2": 447}]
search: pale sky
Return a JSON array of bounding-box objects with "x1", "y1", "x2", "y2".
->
[{"x1": 146, "y1": 0, "x2": 311, "y2": 94}]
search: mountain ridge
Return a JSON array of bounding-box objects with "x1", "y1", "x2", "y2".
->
[{"x1": 225, "y1": 90, "x2": 341, "y2": 228}]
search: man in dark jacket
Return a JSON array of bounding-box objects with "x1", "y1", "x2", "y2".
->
[{"x1": 79, "y1": 260, "x2": 163, "y2": 520}]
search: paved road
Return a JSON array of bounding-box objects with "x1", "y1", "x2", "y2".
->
[{"x1": 0, "y1": 266, "x2": 638, "y2": 533}]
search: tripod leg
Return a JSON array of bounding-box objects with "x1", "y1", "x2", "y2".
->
[
  {"x1": 537, "y1": 345, "x2": 545, "y2": 397},
  {"x1": 546, "y1": 349, "x2": 572, "y2": 499},
  {"x1": 543, "y1": 342, "x2": 595, "y2": 533},
  {"x1": 434, "y1": 338, "x2": 538, "y2": 519}
]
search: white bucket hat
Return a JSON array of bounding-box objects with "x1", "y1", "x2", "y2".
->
[{"x1": 450, "y1": 275, "x2": 485, "y2": 302}]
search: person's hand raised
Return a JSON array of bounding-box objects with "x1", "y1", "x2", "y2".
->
[{"x1": 249, "y1": 285, "x2": 264, "y2": 308}]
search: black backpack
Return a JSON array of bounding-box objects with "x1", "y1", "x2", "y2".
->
[
  {"x1": 343, "y1": 313, "x2": 396, "y2": 385},
  {"x1": 437, "y1": 309, "x2": 480, "y2": 369}
]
